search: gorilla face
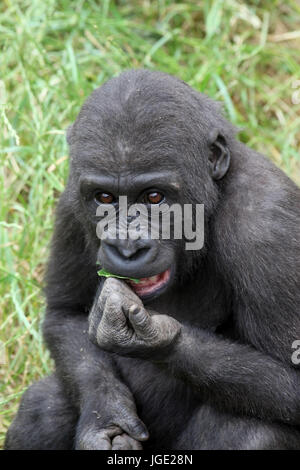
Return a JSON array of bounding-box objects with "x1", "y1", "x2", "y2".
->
[
  {"x1": 79, "y1": 167, "x2": 180, "y2": 301},
  {"x1": 67, "y1": 70, "x2": 232, "y2": 301}
]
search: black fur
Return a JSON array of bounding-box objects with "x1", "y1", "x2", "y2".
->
[{"x1": 5, "y1": 70, "x2": 300, "y2": 450}]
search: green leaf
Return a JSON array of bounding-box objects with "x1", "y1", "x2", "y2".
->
[{"x1": 97, "y1": 268, "x2": 140, "y2": 284}]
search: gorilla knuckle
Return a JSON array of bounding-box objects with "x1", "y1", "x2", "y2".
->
[{"x1": 96, "y1": 328, "x2": 111, "y2": 349}]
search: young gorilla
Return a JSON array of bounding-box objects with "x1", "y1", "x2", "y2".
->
[{"x1": 5, "y1": 70, "x2": 300, "y2": 450}]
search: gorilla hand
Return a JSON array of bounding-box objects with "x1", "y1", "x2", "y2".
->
[
  {"x1": 88, "y1": 278, "x2": 181, "y2": 360},
  {"x1": 76, "y1": 380, "x2": 148, "y2": 450}
]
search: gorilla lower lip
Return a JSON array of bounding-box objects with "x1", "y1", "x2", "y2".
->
[{"x1": 128, "y1": 269, "x2": 171, "y2": 297}]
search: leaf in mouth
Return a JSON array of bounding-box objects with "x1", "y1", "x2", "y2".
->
[{"x1": 97, "y1": 268, "x2": 140, "y2": 284}]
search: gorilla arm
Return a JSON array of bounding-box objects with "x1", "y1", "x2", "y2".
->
[
  {"x1": 92, "y1": 278, "x2": 300, "y2": 426},
  {"x1": 162, "y1": 325, "x2": 300, "y2": 425},
  {"x1": 43, "y1": 206, "x2": 148, "y2": 450},
  {"x1": 43, "y1": 308, "x2": 148, "y2": 449}
]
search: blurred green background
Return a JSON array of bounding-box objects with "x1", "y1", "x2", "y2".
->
[{"x1": 0, "y1": 0, "x2": 299, "y2": 447}]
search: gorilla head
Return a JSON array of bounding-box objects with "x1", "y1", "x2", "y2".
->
[{"x1": 65, "y1": 70, "x2": 236, "y2": 301}]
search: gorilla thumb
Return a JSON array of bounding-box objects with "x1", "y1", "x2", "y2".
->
[{"x1": 120, "y1": 415, "x2": 149, "y2": 441}]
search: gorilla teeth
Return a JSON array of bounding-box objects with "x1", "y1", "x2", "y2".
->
[
  {"x1": 138, "y1": 275, "x2": 160, "y2": 285},
  {"x1": 128, "y1": 269, "x2": 171, "y2": 298}
]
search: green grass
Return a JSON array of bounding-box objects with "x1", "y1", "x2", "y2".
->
[{"x1": 0, "y1": 0, "x2": 299, "y2": 447}]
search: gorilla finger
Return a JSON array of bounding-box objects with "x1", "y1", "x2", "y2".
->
[
  {"x1": 79, "y1": 438, "x2": 111, "y2": 450},
  {"x1": 103, "y1": 278, "x2": 143, "y2": 315},
  {"x1": 118, "y1": 415, "x2": 149, "y2": 441},
  {"x1": 98, "y1": 277, "x2": 124, "y2": 312},
  {"x1": 104, "y1": 294, "x2": 128, "y2": 327},
  {"x1": 112, "y1": 434, "x2": 143, "y2": 450},
  {"x1": 128, "y1": 305, "x2": 153, "y2": 337},
  {"x1": 77, "y1": 427, "x2": 122, "y2": 450},
  {"x1": 88, "y1": 309, "x2": 99, "y2": 343},
  {"x1": 98, "y1": 285, "x2": 110, "y2": 313},
  {"x1": 102, "y1": 278, "x2": 129, "y2": 299}
]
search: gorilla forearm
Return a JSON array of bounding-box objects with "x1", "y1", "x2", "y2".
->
[
  {"x1": 162, "y1": 325, "x2": 300, "y2": 425},
  {"x1": 43, "y1": 309, "x2": 119, "y2": 407},
  {"x1": 43, "y1": 309, "x2": 149, "y2": 448}
]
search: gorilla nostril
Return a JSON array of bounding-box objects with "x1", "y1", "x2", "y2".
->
[
  {"x1": 119, "y1": 246, "x2": 149, "y2": 260},
  {"x1": 127, "y1": 247, "x2": 148, "y2": 261}
]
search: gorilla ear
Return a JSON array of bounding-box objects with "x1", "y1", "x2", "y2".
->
[
  {"x1": 208, "y1": 130, "x2": 231, "y2": 180},
  {"x1": 66, "y1": 123, "x2": 74, "y2": 145}
]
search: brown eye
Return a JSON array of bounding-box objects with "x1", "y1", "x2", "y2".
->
[
  {"x1": 94, "y1": 192, "x2": 114, "y2": 204},
  {"x1": 146, "y1": 191, "x2": 164, "y2": 204}
]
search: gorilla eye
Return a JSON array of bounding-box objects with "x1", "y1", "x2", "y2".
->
[
  {"x1": 94, "y1": 192, "x2": 114, "y2": 204},
  {"x1": 145, "y1": 191, "x2": 164, "y2": 204}
]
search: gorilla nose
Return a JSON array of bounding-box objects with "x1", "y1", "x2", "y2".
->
[
  {"x1": 116, "y1": 240, "x2": 144, "y2": 259},
  {"x1": 101, "y1": 238, "x2": 157, "y2": 275}
]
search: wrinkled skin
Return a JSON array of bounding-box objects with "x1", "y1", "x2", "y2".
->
[
  {"x1": 78, "y1": 428, "x2": 143, "y2": 451},
  {"x1": 5, "y1": 70, "x2": 300, "y2": 450},
  {"x1": 89, "y1": 278, "x2": 181, "y2": 359}
]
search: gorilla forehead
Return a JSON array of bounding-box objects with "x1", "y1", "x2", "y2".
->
[{"x1": 68, "y1": 69, "x2": 236, "y2": 175}]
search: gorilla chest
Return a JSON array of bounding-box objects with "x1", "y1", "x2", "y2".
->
[{"x1": 148, "y1": 276, "x2": 230, "y2": 331}]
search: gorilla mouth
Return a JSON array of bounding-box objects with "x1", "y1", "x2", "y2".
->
[{"x1": 127, "y1": 268, "x2": 171, "y2": 299}]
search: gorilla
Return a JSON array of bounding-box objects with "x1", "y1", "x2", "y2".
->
[{"x1": 5, "y1": 69, "x2": 300, "y2": 450}]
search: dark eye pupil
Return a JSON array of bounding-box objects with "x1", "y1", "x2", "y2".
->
[
  {"x1": 95, "y1": 192, "x2": 113, "y2": 204},
  {"x1": 148, "y1": 192, "x2": 163, "y2": 204}
]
